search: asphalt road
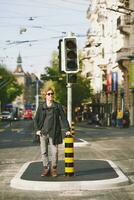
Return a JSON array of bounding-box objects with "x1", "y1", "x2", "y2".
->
[{"x1": 0, "y1": 120, "x2": 134, "y2": 200}]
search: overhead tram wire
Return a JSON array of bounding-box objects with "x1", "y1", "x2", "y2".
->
[
  {"x1": 58, "y1": 0, "x2": 89, "y2": 6},
  {"x1": 0, "y1": 1, "x2": 87, "y2": 13},
  {"x1": 1, "y1": 31, "x2": 87, "y2": 47}
]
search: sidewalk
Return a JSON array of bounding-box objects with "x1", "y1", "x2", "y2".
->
[{"x1": 77, "y1": 121, "x2": 134, "y2": 130}]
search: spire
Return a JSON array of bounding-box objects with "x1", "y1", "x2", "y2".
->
[
  {"x1": 17, "y1": 53, "x2": 22, "y2": 64},
  {"x1": 14, "y1": 54, "x2": 24, "y2": 73}
]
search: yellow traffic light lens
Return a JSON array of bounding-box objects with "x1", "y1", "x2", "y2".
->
[{"x1": 67, "y1": 51, "x2": 77, "y2": 59}]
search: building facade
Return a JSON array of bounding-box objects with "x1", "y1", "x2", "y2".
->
[{"x1": 83, "y1": 0, "x2": 134, "y2": 125}]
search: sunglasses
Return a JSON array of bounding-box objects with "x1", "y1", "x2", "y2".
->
[{"x1": 46, "y1": 92, "x2": 54, "y2": 96}]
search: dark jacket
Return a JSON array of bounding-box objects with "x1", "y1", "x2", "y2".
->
[{"x1": 34, "y1": 101, "x2": 70, "y2": 145}]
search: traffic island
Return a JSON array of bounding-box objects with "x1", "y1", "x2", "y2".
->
[
  {"x1": 72, "y1": 136, "x2": 89, "y2": 147},
  {"x1": 10, "y1": 160, "x2": 130, "y2": 191}
]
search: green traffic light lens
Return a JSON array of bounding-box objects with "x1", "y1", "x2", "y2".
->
[{"x1": 67, "y1": 61, "x2": 77, "y2": 69}]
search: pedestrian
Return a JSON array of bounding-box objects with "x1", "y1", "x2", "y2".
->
[
  {"x1": 123, "y1": 109, "x2": 130, "y2": 128},
  {"x1": 116, "y1": 108, "x2": 123, "y2": 128},
  {"x1": 34, "y1": 87, "x2": 71, "y2": 177},
  {"x1": 111, "y1": 111, "x2": 116, "y2": 127}
]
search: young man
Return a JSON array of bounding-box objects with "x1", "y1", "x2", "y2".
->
[{"x1": 34, "y1": 87, "x2": 71, "y2": 177}]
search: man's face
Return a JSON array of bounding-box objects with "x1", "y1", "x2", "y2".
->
[{"x1": 45, "y1": 90, "x2": 54, "y2": 101}]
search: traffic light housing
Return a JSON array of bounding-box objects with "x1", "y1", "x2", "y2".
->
[
  {"x1": 67, "y1": 73, "x2": 77, "y2": 83},
  {"x1": 62, "y1": 36, "x2": 79, "y2": 73}
]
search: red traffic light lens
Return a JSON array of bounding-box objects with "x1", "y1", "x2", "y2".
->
[{"x1": 66, "y1": 40, "x2": 76, "y2": 49}]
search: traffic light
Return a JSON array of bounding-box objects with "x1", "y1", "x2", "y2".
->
[
  {"x1": 67, "y1": 73, "x2": 77, "y2": 83},
  {"x1": 62, "y1": 36, "x2": 79, "y2": 73},
  {"x1": 58, "y1": 39, "x2": 62, "y2": 72}
]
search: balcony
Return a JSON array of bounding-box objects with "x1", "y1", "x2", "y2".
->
[
  {"x1": 117, "y1": 15, "x2": 132, "y2": 35},
  {"x1": 116, "y1": 48, "x2": 131, "y2": 62},
  {"x1": 119, "y1": 0, "x2": 129, "y2": 8}
]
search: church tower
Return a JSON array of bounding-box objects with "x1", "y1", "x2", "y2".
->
[
  {"x1": 13, "y1": 54, "x2": 25, "y2": 108},
  {"x1": 14, "y1": 54, "x2": 25, "y2": 85}
]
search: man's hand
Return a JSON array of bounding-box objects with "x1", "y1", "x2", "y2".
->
[
  {"x1": 36, "y1": 130, "x2": 41, "y2": 136},
  {"x1": 65, "y1": 131, "x2": 72, "y2": 136}
]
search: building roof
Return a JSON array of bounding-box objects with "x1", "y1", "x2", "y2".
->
[{"x1": 14, "y1": 54, "x2": 24, "y2": 74}]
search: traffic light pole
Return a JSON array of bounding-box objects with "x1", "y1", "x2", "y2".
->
[
  {"x1": 67, "y1": 81, "x2": 72, "y2": 126},
  {"x1": 60, "y1": 31, "x2": 79, "y2": 126},
  {"x1": 35, "y1": 79, "x2": 39, "y2": 111}
]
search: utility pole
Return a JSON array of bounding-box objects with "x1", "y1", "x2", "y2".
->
[{"x1": 35, "y1": 79, "x2": 39, "y2": 111}]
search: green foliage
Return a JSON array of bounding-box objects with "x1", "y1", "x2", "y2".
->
[
  {"x1": 0, "y1": 65, "x2": 23, "y2": 108},
  {"x1": 72, "y1": 74, "x2": 91, "y2": 108},
  {"x1": 40, "y1": 51, "x2": 92, "y2": 109}
]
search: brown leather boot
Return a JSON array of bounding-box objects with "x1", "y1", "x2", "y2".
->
[
  {"x1": 41, "y1": 166, "x2": 50, "y2": 177},
  {"x1": 51, "y1": 166, "x2": 57, "y2": 177}
]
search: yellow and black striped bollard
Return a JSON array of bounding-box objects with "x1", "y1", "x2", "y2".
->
[{"x1": 64, "y1": 135, "x2": 74, "y2": 176}]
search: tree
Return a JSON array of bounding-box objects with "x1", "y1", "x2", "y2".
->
[
  {"x1": 72, "y1": 74, "x2": 91, "y2": 108},
  {"x1": 0, "y1": 65, "x2": 23, "y2": 109},
  {"x1": 40, "y1": 51, "x2": 92, "y2": 109},
  {"x1": 40, "y1": 51, "x2": 67, "y2": 104}
]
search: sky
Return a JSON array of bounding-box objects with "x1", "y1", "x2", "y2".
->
[{"x1": 0, "y1": 0, "x2": 90, "y2": 77}]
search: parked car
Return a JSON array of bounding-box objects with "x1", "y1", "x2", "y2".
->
[
  {"x1": 0, "y1": 111, "x2": 13, "y2": 121},
  {"x1": 23, "y1": 109, "x2": 33, "y2": 120}
]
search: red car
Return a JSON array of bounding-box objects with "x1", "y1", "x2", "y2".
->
[{"x1": 23, "y1": 109, "x2": 33, "y2": 120}]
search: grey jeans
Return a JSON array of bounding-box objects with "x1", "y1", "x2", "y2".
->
[{"x1": 40, "y1": 134, "x2": 58, "y2": 167}]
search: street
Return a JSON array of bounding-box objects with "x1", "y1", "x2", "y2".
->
[{"x1": 0, "y1": 120, "x2": 134, "y2": 200}]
